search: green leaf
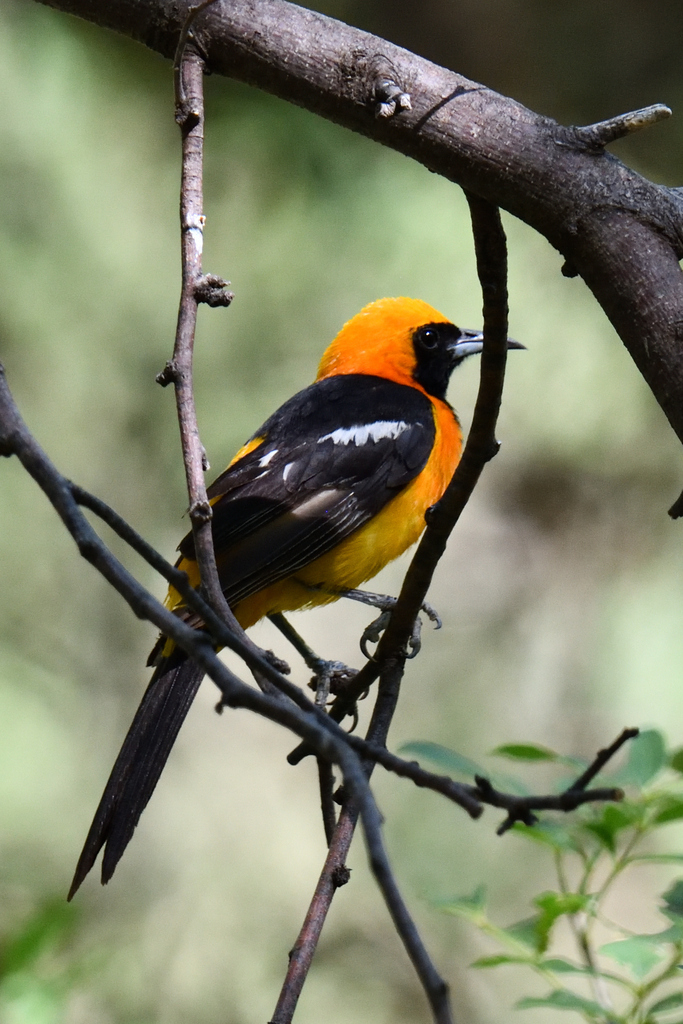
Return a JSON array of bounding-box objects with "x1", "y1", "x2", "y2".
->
[
  {"x1": 516, "y1": 989, "x2": 604, "y2": 1015},
  {"x1": 533, "y1": 892, "x2": 591, "y2": 954},
  {"x1": 432, "y1": 885, "x2": 487, "y2": 923},
  {"x1": 504, "y1": 916, "x2": 543, "y2": 951},
  {"x1": 649, "y1": 992, "x2": 683, "y2": 1015},
  {"x1": 629, "y1": 854, "x2": 683, "y2": 865},
  {"x1": 399, "y1": 741, "x2": 485, "y2": 780},
  {"x1": 653, "y1": 799, "x2": 683, "y2": 825},
  {"x1": 400, "y1": 741, "x2": 529, "y2": 794},
  {"x1": 1, "y1": 900, "x2": 78, "y2": 975},
  {"x1": 662, "y1": 880, "x2": 683, "y2": 919},
  {"x1": 492, "y1": 743, "x2": 559, "y2": 762},
  {"x1": 539, "y1": 958, "x2": 592, "y2": 974},
  {"x1": 614, "y1": 729, "x2": 667, "y2": 787},
  {"x1": 511, "y1": 820, "x2": 579, "y2": 852},
  {"x1": 669, "y1": 748, "x2": 683, "y2": 774},
  {"x1": 633, "y1": 922, "x2": 683, "y2": 943},
  {"x1": 599, "y1": 936, "x2": 665, "y2": 979},
  {"x1": 582, "y1": 804, "x2": 639, "y2": 852},
  {"x1": 471, "y1": 955, "x2": 533, "y2": 969}
]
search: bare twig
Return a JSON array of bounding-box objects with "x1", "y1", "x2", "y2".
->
[
  {"x1": 172, "y1": 0, "x2": 220, "y2": 111},
  {"x1": 270, "y1": 808, "x2": 357, "y2": 1024},
  {"x1": 161, "y1": 46, "x2": 289, "y2": 697},
  {"x1": 161, "y1": 46, "x2": 232, "y2": 614},
  {"x1": 289, "y1": 195, "x2": 511, "y2": 767},
  {"x1": 317, "y1": 758, "x2": 337, "y2": 846},
  {"x1": 274, "y1": 195, "x2": 512, "y2": 1022},
  {"x1": 360, "y1": 659, "x2": 455, "y2": 1024},
  {"x1": 275, "y1": 654, "x2": 456, "y2": 1024},
  {"x1": 572, "y1": 104, "x2": 672, "y2": 149},
  {"x1": 568, "y1": 727, "x2": 640, "y2": 792},
  {"x1": 481, "y1": 727, "x2": 638, "y2": 835}
]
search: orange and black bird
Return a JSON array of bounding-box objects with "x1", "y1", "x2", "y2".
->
[{"x1": 69, "y1": 296, "x2": 521, "y2": 898}]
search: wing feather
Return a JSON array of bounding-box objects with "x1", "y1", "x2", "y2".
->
[{"x1": 177, "y1": 375, "x2": 437, "y2": 612}]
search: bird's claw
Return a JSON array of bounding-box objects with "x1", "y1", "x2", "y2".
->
[
  {"x1": 308, "y1": 659, "x2": 356, "y2": 707},
  {"x1": 360, "y1": 610, "x2": 391, "y2": 660},
  {"x1": 419, "y1": 600, "x2": 442, "y2": 630},
  {"x1": 358, "y1": 597, "x2": 441, "y2": 660}
]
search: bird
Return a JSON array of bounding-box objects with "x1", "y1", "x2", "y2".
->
[{"x1": 68, "y1": 296, "x2": 521, "y2": 898}]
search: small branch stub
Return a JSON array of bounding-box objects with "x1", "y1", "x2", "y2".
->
[
  {"x1": 156, "y1": 359, "x2": 180, "y2": 387},
  {"x1": 374, "y1": 78, "x2": 412, "y2": 119},
  {"x1": 195, "y1": 274, "x2": 234, "y2": 307},
  {"x1": 189, "y1": 498, "x2": 212, "y2": 525},
  {"x1": 572, "y1": 103, "x2": 672, "y2": 150}
]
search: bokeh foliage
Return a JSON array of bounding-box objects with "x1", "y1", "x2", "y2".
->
[{"x1": 1, "y1": 2, "x2": 683, "y2": 1022}]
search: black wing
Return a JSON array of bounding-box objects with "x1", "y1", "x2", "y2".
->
[{"x1": 179, "y1": 374, "x2": 437, "y2": 609}]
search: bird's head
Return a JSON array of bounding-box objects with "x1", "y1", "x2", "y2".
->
[{"x1": 316, "y1": 296, "x2": 522, "y2": 401}]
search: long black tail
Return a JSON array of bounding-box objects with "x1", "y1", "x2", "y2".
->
[{"x1": 68, "y1": 656, "x2": 205, "y2": 899}]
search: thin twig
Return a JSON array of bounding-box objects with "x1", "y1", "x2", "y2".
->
[
  {"x1": 362, "y1": 658, "x2": 454, "y2": 1024},
  {"x1": 161, "y1": 46, "x2": 231, "y2": 614},
  {"x1": 163, "y1": 47, "x2": 287, "y2": 698},
  {"x1": 568, "y1": 727, "x2": 639, "y2": 792},
  {"x1": 572, "y1": 104, "x2": 671, "y2": 149},
  {"x1": 317, "y1": 758, "x2": 337, "y2": 846},
  {"x1": 172, "y1": 0, "x2": 220, "y2": 111},
  {"x1": 274, "y1": 195, "x2": 512, "y2": 1023},
  {"x1": 71, "y1": 483, "x2": 293, "y2": 688},
  {"x1": 274, "y1": 655, "x2": 456, "y2": 1024},
  {"x1": 289, "y1": 196, "x2": 511, "y2": 767},
  {"x1": 481, "y1": 727, "x2": 637, "y2": 835},
  {"x1": 269, "y1": 807, "x2": 357, "y2": 1024}
]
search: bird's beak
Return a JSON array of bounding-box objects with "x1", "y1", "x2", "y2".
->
[{"x1": 449, "y1": 328, "x2": 525, "y2": 361}]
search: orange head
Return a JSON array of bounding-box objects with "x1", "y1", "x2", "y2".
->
[{"x1": 316, "y1": 297, "x2": 489, "y2": 401}]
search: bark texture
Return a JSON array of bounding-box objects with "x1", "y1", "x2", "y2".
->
[{"x1": 37, "y1": 0, "x2": 683, "y2": 449}]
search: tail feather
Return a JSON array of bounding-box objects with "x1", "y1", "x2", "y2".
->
[{"x1": 68, "y1": 657, "x2": 205, "y2": 900}]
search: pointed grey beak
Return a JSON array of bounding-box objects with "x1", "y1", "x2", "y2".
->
[{"x1": 449, "y1": 329, "x2": 526, "y2": 360}]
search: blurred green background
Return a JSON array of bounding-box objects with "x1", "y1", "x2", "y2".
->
[{"x1": 1, "y1": 1, "x2": 683, "y2": 1022}]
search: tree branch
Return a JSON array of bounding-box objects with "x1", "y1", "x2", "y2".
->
[
  {"x1": 35, "y1": 0, "x2": 683, "y2": 458},
  {"x1": 273, "y1": 193, "x2": 512, "y2": 1019}
]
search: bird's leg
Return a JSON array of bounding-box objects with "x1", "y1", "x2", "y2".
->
[
  {"x1": 337, "y1": 588, "x2": 442, "y2": 660},
  {"x1": 293, "y1": 581, "x2": 442, "y2": 660},
  {"x1": 267, "y1": 612, "x2": 356, "y2": 706}
]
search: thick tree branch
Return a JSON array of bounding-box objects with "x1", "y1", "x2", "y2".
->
[{"x1": 35, "y1": 0, "x2": 683, "y2": 458}]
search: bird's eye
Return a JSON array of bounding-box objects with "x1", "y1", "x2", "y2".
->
[{"x1": 416, "y1": 326, "x2": 439, "y2": 350}]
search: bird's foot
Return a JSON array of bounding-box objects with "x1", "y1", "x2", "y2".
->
[
  {"x1": 267, "y1": 613, "x2": 356, "y2": 707},
  {"x1": 308, "y1": 659, "x2": 357, "y2": 709},
  {"x1": 337, "y1": 588, "x2": 441, "y2": 660}
]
